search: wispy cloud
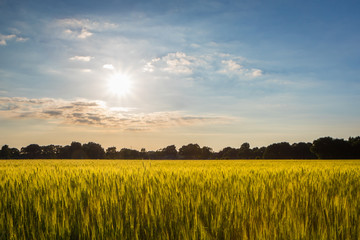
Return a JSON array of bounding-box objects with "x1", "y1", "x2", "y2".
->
[
  {"x1": 0, "y1": 33, "x2": 28, "y2": 46},
  {"x1": 56, "y1": 18, "x2": 118, "y2": 39},
  {"x1": 144, "y1": 52, "x2": 263, "y2": 79},
  {"x1": 220, "y1": 60, "x2": 263, "y2": 78},
  {"x1": 144, "y1": 52, "x2": 198, "y2": 74},
  {"x1": 64, "y1": 28, "x2": 92, "y2": 39},
  {"x1": 69, "y1": 56, "x2": 94, "y2": 62},
  {"x1": 0, "y1": 97, "x2": 229, "y2": 130}
]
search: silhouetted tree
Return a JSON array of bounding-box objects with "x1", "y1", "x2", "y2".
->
[
  {"x1": 70, "y1": 142, "x2": 86, "y2": 159},
  {"x1": 140, "y1": 148, "x2": 147, "y2": 159},
  {"x1": 106, "y1": 147, "x2": 118, "y2": 159},
  {"x1": 2, "y1": 136, "x2": 359, "y2": 160},
  {"x1": 218, "y1": 147, "x2": 239, "y2": 159},
  {"x1": 179, "y1": 144, "x2": 202, "y2": 159},
  {"x1": 0, "y1": 145, "x2": 21, "y2": 159},
  {"x1": 239, "y1": 142, "x2": 252, "y2": 159},
  {"x1": 0, "y1": 145, "x2": 10, "y2": 159},
  {"x1": 21, "y1": 144, "x2": 42, "y2": 159},
  {"x1": 201, "y1": 146, "x2": 213, "y2": 159},
  {"x1": 349, "y1": 137, "x2": 360, "y2": 158},
  {"x1": 83, "y1": 142, "x2": 105, "y2": 159},
  {"x1": 291, "y1": 142, "x2": 316, "y2": 159},
  {"x1": 119, "y1": 148, "x2": 140, "y2": 159},
  {"x1": 311, "y1": 137, "x2": 352, "y2": 159},
  {"x1": 251, "y1": 147, "x2": 266, "y2": 159},
  {"x1": 161, "y1": 145, "x2": 177, "y2": 159},
  {"x1": 263, "y1": 142, "x2": 292, "y2": 159},
  {"x1": 41, "y1": 145, "x2": 60, "y2": 159},
  {"x1": 58, "y1": 145, "x2": 71, "y2": 159}
]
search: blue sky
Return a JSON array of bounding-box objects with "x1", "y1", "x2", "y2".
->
[{"x1": 1, "y1": 0, "x2": 360, "y2": 151}]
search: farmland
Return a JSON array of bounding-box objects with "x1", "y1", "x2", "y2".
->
[{"x1": 1, "y1": 160, "x2": 360, "y2": 239}]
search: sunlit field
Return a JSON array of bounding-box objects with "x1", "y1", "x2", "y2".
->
[{"x1": 1, "y1": 160, "x2": 360, "y2": 239}]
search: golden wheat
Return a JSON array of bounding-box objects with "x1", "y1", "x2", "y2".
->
[{"x1": 1, "y1": 160, "x2": 359, "y2": 239}]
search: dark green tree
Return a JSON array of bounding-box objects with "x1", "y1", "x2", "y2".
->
[
  {"x1": 21, "y1": 144, "x2": 42, "y2": 159},
  {"x1": 311, "y1": 137, "x2": 351, "y2": 159},
  {"x1": 119, "y1": 148, "x2": 140, "y2": 159},
  {"x1": 239, "y1": 142, "x2": 252, "y2": 159},
  {"x1": 263, "y1": 142, "x2": 292, "y2": 159},
  {"x1": 161, "y1": 145, "x2": 177, "y2": 159},
  {"x1": 70, "y1": 142, "x2": 86, "y2": 159},
  {"x1": 0, "y1": 145, "x2": 10, "y2": 159},
  {"x1": 291, "y1": 142, "x2": 316, "y2": 159},
  {"x1": 218, "y1": 147, "x2": 239, "y2": 159},
  {"x1": 179, "y1": 144, "x2": 202, "y2": 159},
  {"x1": 201, "y1": 146, "x2": 213, "y2": 159},
  {"x1": 83, "y1": 142, "x2": 105, "y2": 159},
  {"x1": 349, "y1": 137, "x2": 360, "y2": 158},
  {"x1": 106, "y1": 147, "x2": 118, "y2": 159}
]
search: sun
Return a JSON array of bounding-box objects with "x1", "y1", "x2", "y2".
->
[{"x1": 107, "y1": 73, "x2": 132, "y2": 97}]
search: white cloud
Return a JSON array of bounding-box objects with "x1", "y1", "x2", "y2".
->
[
  {"x1": 221, "y1": 60, "x2": 244, "y2": 72},
  {"x1": 103, "y1": 64, "x2": 115, "y2": 70},
  {"x1": 0, "y1": 34, "x2": 16, "y2": 45},
  {"x1": 0, "y1": 97, "x2": 228, "y2": 130},
  {"x1": 143, "y1": 58, "x2": 160, "y2": 72},
  {"x1": 249, "y1": 69, "x2": 263, "y2": 77},
  {"x1": 69, "y1": 56, "x2": 94, "y2": 62},
  {"x1": 77, "y1": 28, "x2": 93, "y2": 39},
  {"x1": 0, "y1": 33, "x2": 28, "y2": 46},
  {"x1": 219, "y1": 59, "x2": 263, "y2": 78},
  {"x1": 144, "y1": 52, "x2": 263, "y2": 79},
  {"x1": 144, "y1": 52, "x2": 198, "y2": 74},
  {"x1": 63, "y1": 28, "x2": 93, "y2": 39}
]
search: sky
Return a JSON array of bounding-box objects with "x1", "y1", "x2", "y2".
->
[{"x1": 1, "y1": 0, "x2": 360, "y2": 151}]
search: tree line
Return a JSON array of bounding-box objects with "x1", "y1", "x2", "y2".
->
[{"x1": 1, "y1": 136, "x2": 360, "y2": 160}]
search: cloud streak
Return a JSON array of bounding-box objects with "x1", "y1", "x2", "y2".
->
[
  {"x1": 0, "y1": 97, "x2": 229, "y2": 131},
  {"x1": 0, "y1": 33, "x2": 28, "y2": 46},
  {"x1": 56, "y1": 18, "x2": 118, "y2": 39},
  {"x1": 69, "y1": 56, "x2": 94, "y2": 62},
  {"x1": 220, "y1": 60, "x2": 263, "y2": 77}
]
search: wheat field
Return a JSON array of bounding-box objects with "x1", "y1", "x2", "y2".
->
[{"x1": 1, "y1": 160, "x2": 360, "y2": 239}]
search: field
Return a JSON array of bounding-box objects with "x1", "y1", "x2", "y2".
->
[{"x1": 1, "y1": 160, "x2": 360, "y2": 239}]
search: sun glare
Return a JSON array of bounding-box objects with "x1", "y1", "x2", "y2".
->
[{"x1": 107, "y1": 73, "x2": 132, "y2": 97}]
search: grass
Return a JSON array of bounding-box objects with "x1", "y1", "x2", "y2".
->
[{"x1": 1, "y1": 160, "x2": 360, "y2": 239}]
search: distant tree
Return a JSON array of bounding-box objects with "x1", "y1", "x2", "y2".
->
[
  {"x1": 41, "y1": 145, "x2": 60, "y2": 159},
  {"x1": 311, "y1": 137, "x2": 352, "y2": 159},
  {"x1": 252, "y1": 147, "x2": 266, "y2": 159},
  {"x1": 140, "y1": 148, "x2": 147, "y2": 159},
  {"x1": 239, "y1": 143, "x2": 252, "y2": 159},
  {"x1": 70, "y1": 142, "x2": 86, "y2": 159},
  {"x1": 349, "y1": 137, "x2": 360, "y2": 158},
  {"x1": 106, "y1": 147, "x2": 117, "y2": 159},
  {"x1": 83, "y1": 142, "x2": 105, "y2": 159},
  {"x1": 58, "y1": 145, "x2": 71, "y2": 159},
  {"x1": 218, "y1": 147, "x2": 239, "y2": 159},
  {"x1": 0, "y1": 145, "x2": 11, "y2": 159},
  {"x1": 119, "y1": 148, "x2": 140, "y2": 159},
  {"x1": 201, "y1": 146, "x2": 213, "y2": 159},
  {"x1": 9, "y1": 147, "x2": 20, "y2": 159},
  {"x1": 147, "y1": 151, "x2": 158, "y2": 159},
  {"x1": 263, "y1": 142, "x2": 292, "y2": 159},
  {"x1": 291, "y1": 142, "x2": 316, "y2": 159},
  {"x1": 161, "y1": 145, "x2": 178, "y2": 159},
  {"x1": 21, "y1": 144, "x2": 42, "y2": 159},
  {"x1": 179, "y1": 144, "x2": 202, "y2": 159}
]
